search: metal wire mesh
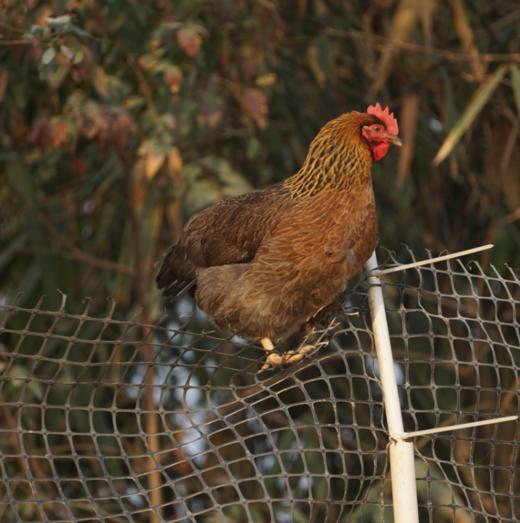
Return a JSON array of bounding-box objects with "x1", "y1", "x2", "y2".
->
[{"x1": 0, "y1": 248, "x2": 518, "y2": 522}]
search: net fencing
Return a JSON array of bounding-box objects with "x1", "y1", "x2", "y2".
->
[{"x1": 0, "y1": 248, "x2": 518, "y2": 523}]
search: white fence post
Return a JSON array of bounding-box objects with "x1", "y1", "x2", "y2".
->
[{"x1": 365, "y1": 251, "x2": 420, "y2": 523}]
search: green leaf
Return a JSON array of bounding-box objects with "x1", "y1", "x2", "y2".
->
[
  {"x1": 25, "y1": 24, "x2": 50, "y2": 40},
  {"x1": 0, "y1": 234, "x2": 26, "y2": 273},
  {"x1": 41, "y1": 47, "x2": 56, "y2": 65},
  {"x1": 29, "y1": 25, "x2": 45, "y2": 37},
  {"x1": 433, "y1": 65, "x2": 508, "y2": 165},
  {"x1": 46, "y1": 15, "x2": 71, "y2": 30},
  {"x1": 68, "y1": 25, "x2": 92, "y2": 40},
  {"x1": 510, "y1": 65, "x2": 520, "y2": 118}
]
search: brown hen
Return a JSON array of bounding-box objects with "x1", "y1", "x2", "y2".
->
[{"x1": 156, "y1": 104, "x2": 401, "y2": 368}]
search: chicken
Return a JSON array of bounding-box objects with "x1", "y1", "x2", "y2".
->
[{"x1": 156, "y1": 103, "x2": 401, "y2": 369}]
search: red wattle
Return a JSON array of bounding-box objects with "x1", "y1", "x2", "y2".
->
[{"x1": 371, "y1": 142, "x2": 390, "y2": 162}]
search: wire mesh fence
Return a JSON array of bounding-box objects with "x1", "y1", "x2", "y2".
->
[{"x1": 0, "y1": 248, "x2": 518, "y2": 523}]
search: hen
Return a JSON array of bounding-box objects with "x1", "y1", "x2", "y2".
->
[{"x1": 157, "y1": 104, "x2": 401, "y2": 368}]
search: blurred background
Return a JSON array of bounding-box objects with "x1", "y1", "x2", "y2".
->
[
  {"x1": 1, "y1": 0, "x2": 519, "y2": 319},
  {"x1": 1, "y1": 3, "x2": 520, "y2": 523}
]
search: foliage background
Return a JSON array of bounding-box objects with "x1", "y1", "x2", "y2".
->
[
  {"x1": 1, "y1": 0, "x2": 520, "y2": 317},
  {"x1": 0, "y1": 1, "x2": 519, "y2": 522}
]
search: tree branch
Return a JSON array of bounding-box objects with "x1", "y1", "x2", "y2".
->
[
  {"x1": 35, "y1": 207, "x2": 134, "y2": 276},
  {"x1": 121, "y1": 152, "x2": 163, "y2": 523},
  {"x1": 7, "y1": 183, "x2": 134, "y2": 277}
]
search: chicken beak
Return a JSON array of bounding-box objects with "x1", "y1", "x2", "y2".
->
[{"x1": 387, "y1": 135, "x2": 402, "y2": 147}]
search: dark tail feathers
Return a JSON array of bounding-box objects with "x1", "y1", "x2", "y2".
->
[{"x1": 155, "y1": 245, "x2": 196, "y2": 300}]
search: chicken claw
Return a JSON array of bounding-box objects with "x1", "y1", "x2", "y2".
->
[{"x1": 259, "y1": 338, "x2": 316, "y2": 371}]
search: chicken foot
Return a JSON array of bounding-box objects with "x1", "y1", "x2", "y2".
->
[{"x1": 259, "y1": 337, "x2": 315, "y2": 370}]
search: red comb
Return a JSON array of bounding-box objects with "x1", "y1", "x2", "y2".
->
[{"x1": 367, "y1": 103, "x2": 399, "y2": 135}]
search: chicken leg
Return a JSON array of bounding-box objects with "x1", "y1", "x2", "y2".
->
[{"x1": 259, "y1": 337, "x2": 315, "y2": 370}]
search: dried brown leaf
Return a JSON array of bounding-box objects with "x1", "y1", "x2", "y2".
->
[
  {"x1": 93, "y1": 66, "x2": 109, "y2": 99},
  {"x1": 138, "y1": 141, "x2": 165, "y2": 180},
  {"x1": 511, "y1": 65, "x2": 520, "y2": 117},
  {"x1": 242, "y1": 88, "x2": 268, "y2": 129},
  {"x1": 240, "y1": 45, "x2": 261, "y2": 80},
  {"x1": 369, "y1": 0, "x2": 420, "y2": 96},
  {"x1": 449, "y1": 0, "x2": 485, "y2": 81},
  {"x1": 130, "y1": 159, "x2": 147, "y2": 205},
  {"x1": 484, "y1": 119, "x2": 520, "y2": 211},
  {"x1": 48, "y1": 117, "x2": 70, "y2": 149},
  {"x1": 307, "y1": 45, "x2": 326, "y2": 87},
  {"x1": 167, "y1": 147, "x2": 183, "y2": 177},
  {"x1": 418, "y1": 0, "x2": 437, "y2": 48},
  {"x1": 198, "y1": 106, "x2": 223, "y2": 129},
  {"x1": 145, "y1": 152, "x2": 164, "y2": 180},
  {"x1": 9, "y1": 107, "x2": 28, "y2": 142},
  {"x1": 255, "y1": 72, "x2": 276, "y2": 88},
  {"x1": 0, "y1": 68, "x2": 8, "y2": 103},
  {"x1": 110, "y1": 109, "x2": 137, "y2": 151},
  {"x1": 397, "y1": 94, "x2": 419, "y2": 182},
  {"x1": 163, "y1": 65, "x2": 183, "y2": 94},
  {"x1": 198, "y1": 86, "x2": 224, "y2": 129},
  {"x1": 177, "y1": 24, "x2": 205, "y2": 57},
  {"x1": 28, "y1": 114, "x2": 50, "y2": 147}
]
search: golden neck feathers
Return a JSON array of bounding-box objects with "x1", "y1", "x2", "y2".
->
[{"x1": 284, "y1": 112, "x2": 377, "y2": 197}]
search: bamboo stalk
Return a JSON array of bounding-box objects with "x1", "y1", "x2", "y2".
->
[
  {"x1": 372, "y1": 244, "x2": 493, "y2": 276},
  {"x1": 398, "y1": 415, "x2": 518, "y2": 440},
  {"x1": 122, "y1": 153, "x2": 162, "y2": 523},
  {"x1": 366, "y1": 252, "x2": 420, "y2": 523}
]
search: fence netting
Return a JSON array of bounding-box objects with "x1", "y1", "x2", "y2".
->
[{"x1": 0, "y1": 248, "x2": 518, "y2": 523}]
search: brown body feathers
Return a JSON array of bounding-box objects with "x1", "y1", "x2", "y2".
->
[{"x1": 156, "y1": 109, "x2": 400, "y2": 340}]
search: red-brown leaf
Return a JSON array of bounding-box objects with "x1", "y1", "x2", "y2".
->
[
  {"x1": 163, "y1": 65, "x2": 183, "y2": 94},
  {"x1": 0, "y1": 68, "x2": 8, "y2": 103},
  {"x1": 242, "y1": 88, "x2": 268, "y2": 129},
  {"x1": 177, "y1": 25, "x2": 204, "y2": 57}
]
